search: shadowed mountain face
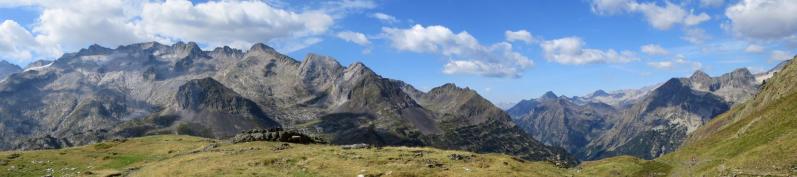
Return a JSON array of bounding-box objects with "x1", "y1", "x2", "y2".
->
[
  {"x1": 0, "y1": 60, "x2": 22, "y2": 80},
  {"x1": 0, "y1": 42, "x2": 574, "y2": 166},
  {"x1": 509, "y1": 68, "x2": 762, "y2": 161}
]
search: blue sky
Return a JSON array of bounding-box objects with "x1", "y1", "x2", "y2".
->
[{"x1": 1, "y1": 0, "x2": 796, "y2": 105}]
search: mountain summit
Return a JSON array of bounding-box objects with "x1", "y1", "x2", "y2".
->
[
  {"x1": 508, "y1": 64, "x2": 763, "y2": 161},
  {"x1": 0, "y1": 42, "x2": 574, "y2": 166}
]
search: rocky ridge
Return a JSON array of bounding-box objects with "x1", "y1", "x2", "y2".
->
[
  {"x1": 509, "y1": 67, "x2": 763, "y2": 160},
  {"x1": 0, "y1": 42, "x2": 574, "y2": 166}
]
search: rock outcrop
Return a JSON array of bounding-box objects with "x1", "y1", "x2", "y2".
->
[{"x1": 231, "y1": 128, "x2": 322, "y2": 144}]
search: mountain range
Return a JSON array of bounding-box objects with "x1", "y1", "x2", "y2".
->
[
  {"x1": 0, "y1": 42, "x2": 574, "y2": 166},
  {"x1": 508, "y1": 61, "x2": 784, "y2": 161},
  {"x1": 3, "y1": 55, "x2": 794, "y2": 177}
]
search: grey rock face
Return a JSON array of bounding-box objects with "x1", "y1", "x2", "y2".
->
[
  {"x1": 508, "y1": 92, "x2": 617, "y2": 159},
  {"x1": 0, "y1": 42, "x2": 573, "y2": 166}
]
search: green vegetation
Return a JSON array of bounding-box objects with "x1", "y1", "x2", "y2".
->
[{"x1": 0, "y1": 135, "x2": 575, "y2": 177}]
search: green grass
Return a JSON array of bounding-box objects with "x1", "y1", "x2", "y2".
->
[
  {"x1": 655, "y1": 90, "x2": 797, "y2": 176},
  {"x1": 0, "y1": 135, "x2": 575, "y2": 177}
]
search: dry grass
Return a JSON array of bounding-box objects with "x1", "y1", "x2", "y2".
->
[{"x1": 0, "y1": 135, "x2": 573, "y2": 177}]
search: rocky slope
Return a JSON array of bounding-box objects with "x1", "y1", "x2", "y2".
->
[
  {"x1": 0, "y1": 42, "x2": 574, "y2": 166},
  {"x1": 509, "y1": 67, "x2": 762, "y2": 161},
  {"x1": 0, "y1": 60, "x2": 22, "y2": 80},
  {"x1": 654, "y1": 56, "x2": 797, "y2": 176},
  {"x1": 507, "y1": 92, "x2": 617, "y2": 158}
]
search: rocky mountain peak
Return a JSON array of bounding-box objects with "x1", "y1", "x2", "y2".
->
[
  {"x1": 76, "y1": 44, "x2": 112, "y2": 56},
  {"x1": 540, "y1": 91, "x2": 558, "y2": 100},
  {"x1": 723, "y1": 68, "x2": 754, "y2": 80},
  {"x1": 343, "y1": 62, "x2": 377, "y2": 80},
  {"x1": 248, "y1": 43, "x2": 276, "y2": 54},
  {"x1": 689, "y1": 70, "x2": 711, "y2": 81},
  {"x1": 211, "y1": 46, "x2": 243, "y2": 58},
  {"x1": 120, "y1": 41, "x2": 164, "y2": 51},
  {"x1": 0, "y1": 41, "x2": 575, "y2": 167},
  {"x1": 591, "y1": 89, "x2": 610, "y2": 97},
  {"x1": 299, "y1": 54, "x2": 344, "y2": 87},
  {"x1": 138, "y1": 41, "x2": 163, "y2": 49},
  {"x1": 302, "y1": 54, "x2": 343, "y2": 69},
  {"x1": 173, "y1": 41, "x2": 204, "y2": 58},
  {"x1": 430, "y1": 83, "x2": 476, "y2": 94}
]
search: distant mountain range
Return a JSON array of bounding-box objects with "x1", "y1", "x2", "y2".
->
[
  {"x1": 508, "y1": 61, "x2": 787, "y2": 161},
  {"x1": 0, "y1": 60, "x2": 22, "y2": 81},
  {"x1": 0, "y1": 42, "x2": 574, "y2": 166}
]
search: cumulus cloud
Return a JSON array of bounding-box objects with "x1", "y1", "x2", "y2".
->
[
  {"x1": 771, "y1": 50, "x2": 794, "y2": 61},
  {"x1": 34, "y1": 0, "x2": 148, "y2": 51},
  {"x1": 744, "y1": 44, "x2": 764, "y2": 53},
  {"x1": 540, "y1": 36, "x2": 638, "y2": 65},
  {"x1": 640, "y1": 44, "x2": 669, "y2": 56},
  {"x1": 0, "y1": 20, "x2": 35, "y2": 61},
  {"x1": 591, "y1": 0, "x2": 711, "y2": 30},
  {"x1": 370, "y1": 12, "x2": 398, "y2": 23},
  {"x1": 726, "y1": 0, "x2": 797, "y2": 40},
  {"x1": 0, "y1": 0, "x2": 362, "y2": 61},
  {"x1": 647, "y1": 54, "x2": 702, "y2": 70},
  {"x1": 336, "y1": 31, "x2": 370, "y2": 46},
  {"x1": 383, "y1": 24, "x2": 533, "y2": 78},
  {"x1": 505, "y1": 30, "x2": 534, "y2": 44},
  {"x1": 140, "y1": 0, "x2": 333, "y2": 51}
]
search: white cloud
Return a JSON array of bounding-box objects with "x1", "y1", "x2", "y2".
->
[
  {"x1": 315, "y1": 0, "x2": 377, "y2": 18},
  {"x1": 771, "y1": 50, "x2": 794, "y2": 61},
  {"x1": 640, "y1": 44, "x2": 669, "y2": 56},
  {"x1": 32, "y1": 0, "x2": 149, "y2": 52},
  {"x1": 648, "y1": 54, "x2": 702, "y2": 70},
  {"x1": 336, "y1": 31, "x2": 370, "y2": 46},
  {"x1": 140, "y1": 0, "x2": 333, "y2": 50},
  {"x1": 744, "y1": 44, "x2": 764, "y2": 53},
  {"x1": 591, "y1": 0, "x2": 711, "y2": 30},
  {"x1": 370, "y1": 12, "x2": 398, "y2": 23},
  {"x1": 540, "y1": 36, "x2": 638, "y2": 65},
  {"x1": 0, "y1": 0, "x2": 358, "y2": 62},
  {"x1": 700, "y1": 0, "x2": 724, "y2": 8},
  {"x1": 383, "y1": 24, "x2": 533, "y2": 78},
  {"x1": 684, "y1": 13, "x2": 711, "y2": 26},
  {"x1": 505, "y1": 30, "x2": 534, "y2": 44},
  {"x1": 682, "y1": 28, "x2": 711, "y2": 44},
  {"x1": 0, "y1": 20, "x2": 46, "y2": 62},
  {"x1": 726, "y1": 0, "x2": 797, "y2": 40}
]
